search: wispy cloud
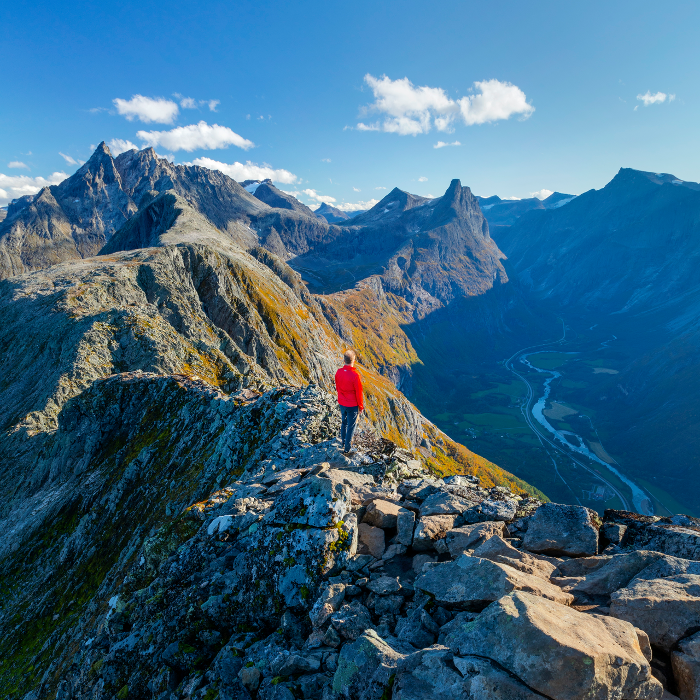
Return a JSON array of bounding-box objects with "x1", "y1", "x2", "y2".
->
[
  {"x1": 531, "y1": 189, "x2": 553, "y2": 200},
  {"x1": 190, "y1": 157, "x2": 297, "y2": 184},
  {"x1": 418, "y1": 176, "x2": 428, "y2": 182},
  {"x1": 434, "y1": 140, "x2": 461, "y2": 149},
  {"x1": 356, "y1": 74, "x2": 534, "y2": 136},
  {"x1": 137, "y1": 121, "x2": 254, "y2": 152},
  {"x1": 8, "y1": 161, "x2": 28, "y2": 170},
  {"x1": 321, "y1": 158, "x2": 331, "y2": 163},
  {"x1": 174, "y1": 95, "x2": 220, "y2": 112},
  {"x1": 108, "y1": 139, "x2": 139, "y2": 156},
  {"x1": 353, "y1": 187, "x2": 361, "y2": 192},
  {"x1": 59, "y1": 152, "x2": 78, "y2": 165},
  {"x1": 113, "y1": 95, "x2": 180, "y2": 124},
  {"x1": 0, "y1": 171, "x2": 68, "y2": 206},
  {"x1": 375, "y1": 186, "x2": 386, "y2": 190},
  {"x1": 208, "y1": 100, "x2": 220, "y2": 112},
  {"x1": 636, "y1": 91, "x2": 676, "y2": 106}
]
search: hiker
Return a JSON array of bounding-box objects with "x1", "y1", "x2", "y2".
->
[{"x1": 335, "y1": 349, "x2": 364, "y2": 456}]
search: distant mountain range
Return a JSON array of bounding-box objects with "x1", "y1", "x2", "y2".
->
[
  {"x1": 476, "y1": 191, "x2": 576, "y2": 231},
  {"x1": 314, "y1": 202, "x2": 366, "y2": 223}
]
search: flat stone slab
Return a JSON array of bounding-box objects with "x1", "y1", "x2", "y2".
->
[
  {"x1": 472, "y1": 534, "x2": 558, "y2": 580},
  {"x1": 419, "y1": 492, "x2": 475, "y2": 517},
  {"x1": 446, "y1": 522, "x2": 509, "y2": 557},
  {"x1": 414, "y1": 555, "x2": 574, "y2": 610}
]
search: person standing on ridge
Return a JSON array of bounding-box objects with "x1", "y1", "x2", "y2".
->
[{"x1": 335, "y1": 349, "x2": 364, "y2": 456}]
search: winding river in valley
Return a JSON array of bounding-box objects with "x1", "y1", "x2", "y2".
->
[{"x1": 504, "y1": 327, "x2": 654, "y2": 516}]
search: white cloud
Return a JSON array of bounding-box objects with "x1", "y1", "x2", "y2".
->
[
  {"x1": 0, "y1": 171, "x2": 68, "y2": 206},
  {"x1": 113, "y1": 95, "x2": 180, "y2": 124},
  {"x1": 137, "y1": 121, "x2": 254, "y2": 152},
  {"x1": 459, "y1": 79, "x2": 534, "y2": 125},
  {"x1": 418, "y1": 176, "x2": 428, "y2": 182},
  {"x1": 375, "y1": 186, "x2": 387, "y2": 190},
  {"x1": 531, "y1": 189, "x2": 553, "y2": 200},
  {"x1": 357, "y1": 74, "x2": 534, "y2": 136},
  {"x1": 333, "y1": 199, "x2": 379, "y2": 212},
  {"x1": 8, "y1": 161, "x2": 28, "y2": 169},
  {"x1": 321, "y1": 158, "x2": 331, "y2": 163},
  {"x1": 179, "y1": 97, "x2": 197, "y2": 109},
  {"x1": 59, "y1": 152, "x2": 78, "y2": 165},
  {"x1": 303, "y1": 188, "x2": 336, "y2": 204},
  {"x1": 503, "y1": 196, "x2": 521, "y2": 201},
  {"x1": 190, "y1": 157, "x2": 297, "y2": 184},
  {"x1": 208, "y1": 100, "x2": 220, "y2": 112},
  {"x1": 636, "y1": 91, "x2": 676, "y2": 106},
  {"x1": 108, "y1": 138, "x2": 139, "y2": 156},
  {"x1": 434, "y1": 140, "x2": 462, "y2": 149},
  {"x1": 353, "y1": 187, "x2": 361, "y2": 192}
]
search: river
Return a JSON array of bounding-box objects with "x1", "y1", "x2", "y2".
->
[{"x1": 520, "y1": 351, "x2": 653, "y2": 515}]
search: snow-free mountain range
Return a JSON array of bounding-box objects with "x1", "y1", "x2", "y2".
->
[{"x1": 2, "y1": 143, "x2": 700, "y2": 698}]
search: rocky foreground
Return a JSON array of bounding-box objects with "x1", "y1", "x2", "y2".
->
[{"x1": 38, "y1": 422, "x2": 700, "y2": 700}]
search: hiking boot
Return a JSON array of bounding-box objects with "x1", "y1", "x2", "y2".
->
[{"x1": 342, "y1": 450, "x2": 355, "y2": 457}]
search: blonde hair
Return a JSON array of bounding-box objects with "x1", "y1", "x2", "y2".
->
[{"x1": 343, "y1": 349, "x2": 357, "y2": 365}]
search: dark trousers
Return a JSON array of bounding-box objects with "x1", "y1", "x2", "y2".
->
[{"x1": 339, "y1": 404, "x2": 359, "y2": 452}]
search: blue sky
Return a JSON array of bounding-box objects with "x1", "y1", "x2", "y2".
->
[{"x1": 1, "y1": 0, "x2": 699, "y2": 210}]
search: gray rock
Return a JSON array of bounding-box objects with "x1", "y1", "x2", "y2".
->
[
  {"x1": 414, "y1": 555, "x2": 574, "y2": 610},
  {"x1": 331, "y1": 601, "x2": 374, "y2": 641},
  {"x1": 309, "y1": 583, "x2": 346, "y2": 628},
  {"x1": 454, "y1": 655, "x2": 549, "y2": 699},
  {"x1": 462, "y1": 497, "x2": 518, "y2": 523},
  {"x1": 272, "y1": 475, "x2": 351, "y2": 528},
  {"x1": 396, "y1": 508, "x2": 416, "y2": 546},
  {"x1": 332, "y1": 629, "x2": 405, "y2": 699},
  {"x1": 412, "y1": 554, "x2": 437, "y2": 573},
  {"x1": 672, "y1": 630, "x2": 700, "y2": 700},
  {"x1": 392, "y1": 647, "x2": 466, "y2": 699},
  {"x1": 271, "y1": 652, "x2": 321, "y2": 676},
  {"x1": 445, "y1": 522, "x2": 510, "y2": 557},
  {"x1": 523, "y1": 503, "x2": 599, "y2": 557},
  {"x1": 445, "y1": 591, "x2": 662, "y2": 700},
  {"x1": 358, "y1": 523, "x2": 385, "y2": 558},
  {"x1": 412, "y1": 514, "x2": 458, "y2": 551},
  {"x1": 472, "y1": 534, "x2": 558, "y2": 580},
  {"x1": 363, "y1": 499, "x2": 402, "y2": 528},
  {"x1": 603, "y1": 523, "x2": 628, "y2": 546},
  {"x1": 366, "y1": 576, "x2": 401, "y2": 595},
  {"x1": 610, "y1": 574, "x2": 700, "y2": 652},
  {"x1": 418, "y1": 492, "x2": 475, "y2": 517}
]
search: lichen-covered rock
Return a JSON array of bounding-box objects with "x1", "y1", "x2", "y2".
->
[
  {"x1": 414, "y1": 555, "x2": 573, "y2": 610},
  {"x1": 610, "y1": 574, "x2": 700, "y2": 652},
  {"x1": 271, "y1": 475, "x2": 351, "y2": 528},
  {"x1": 523, "y1": 503, "x2": 600, "y2": 557},
  {"x1": 445, "y1": 591, "x2": 662, "y2": 700},
  {"x1": 397, "y1": 508, "x2": 416, "y2": 546},
  {"x1": 331, "y1": 601, "x2": 374, "y2": 641},
  {"x1": 332, "y1": 630, "x2": 405, "y2": 700}
]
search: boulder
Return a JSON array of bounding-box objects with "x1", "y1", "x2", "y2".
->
[
  {"x1": 396, "y1": 508, "x2": 416, "y2": 546},
  {"x1": 568, "y1": 551, "x2": 666, "y2": 600},
  {"x1": 419, "y1": 492, "x2": 475, "y2": 517},
  {"x1": 366, "y1": 576, "x2": 401, "y2": 595},
  {"x1": 472, "y1": 535, "x2": 558, "y2": 580},
  {"x1": 331, "y1": 601, "x2": 374, "y2": 641},
  {"x1": 610, "y1": 574, "x2": 700, "y2": 652},
  {"x1": 671, "y1": 631, "x2": 700, "y2": 700},
  {"x1": 462, "y1": 497, "x2": 518, "y2": 524},
  {"x1": 445, "y1": 522, "x2": 510, "y2": 558},
  {"x1": 454, "y1": 655, "x2": 551, "y2": 699},
  {"x1": 414, "y1": 555, "x2": 573, "y2": 610},
  {"x1": 444, "y1": 591, "x2": 662, "y2": 700},
  {"x1": 332, "y1": 629, "x2": 405, "y2": 700},
  {"x1": 323, "y1": 469, "x2": 378, "y2": 506},
  {"x1": 412, "y1": 515, "x2": 458, "y2": 551},
  {"x1": 309, "y1": 583, "x2": 346, "y2": 628},
  {"x1": 523, "y1": 503, "x2": 599, "y2": 557},
  {"x1": 363, "y1": 499, "x2": 402, "y2": 529},
  {"x1": 271, "y1": 475, "x2": 350, "y2": 528},
  {"x1": 358, "y1": 523, "x2": 385, "y2": 558}
]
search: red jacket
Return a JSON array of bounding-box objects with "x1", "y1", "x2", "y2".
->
[{"x1": 335, "y1": 365, "x2": 364, "y2": 410}]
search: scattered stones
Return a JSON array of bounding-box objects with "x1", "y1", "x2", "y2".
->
[
  {"x1": 331, "y1": 601, "x2": 374, "y2": 641},
  {"x1": 523, "y1": 503, "x2": 600, "y2": 557}
]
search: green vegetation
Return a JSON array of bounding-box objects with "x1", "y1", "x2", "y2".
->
[{"x1": 527, "y1": 352, "x2": 574, "y2": 370}]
